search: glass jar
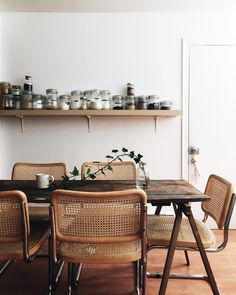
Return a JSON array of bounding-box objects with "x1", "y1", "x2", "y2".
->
[
  {"x1": 21, "y1": 92, "x2": 33, "y2": 109},
  {"x1": 71, "y1": 90, "x2": 83, "y2": 110},
  {"x1": 24, "y1": 75, "x2": 33, "y2": 92},
  {"x1": 136, "y1": 162, "x2": 150, "y2": 189},
  {"x1": 33, "y1": 94, "x2": 44, "y2": 110},
  {"x1": 112, "y1": 95, "x2": 124, "y2": 110},
  {"x1": 147, "y1": 95, "x2": 159, "y2": 110},
  {"x1": 89, "y1": 97, "x2": 102, "y2": 110},
  {"x1": 0, "y1": 82, "x2": 11, "y2": 109},
  {"x1": 160, "y1": 100, "x2": 172, "y2": 110},
  {"x1": 127, "y1": 83, "x2": 135, "y2": 96},
  {"x1": 137, "y1": 95, "x2": 148, "y2": 110},
  {"x1": 124, "y1": 95, "x2": 135, "y2": 110},
  {"x1": 59, "y1": 95, "x2": 70, "y2": 110},
  {"x1": 100, "y1": 90, "x2": 111, "y2": 110},
  {"x1": 45, "y1": 89, "x2": 59, "y2": 110},
  {"x1": 3, "y1": 94, "x2": 14, "y2": 109},
  {"x1": 79, "y1": 97, "x2": 87, "y2": 110}
]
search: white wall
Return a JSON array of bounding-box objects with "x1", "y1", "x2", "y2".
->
[{"x1": 1, "y1": 13, "x2": 236, "y2": 221}]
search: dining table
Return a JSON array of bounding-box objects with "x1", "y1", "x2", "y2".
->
[{"x1": 0, "y1": 179, "x2": 220, "y2": 295}]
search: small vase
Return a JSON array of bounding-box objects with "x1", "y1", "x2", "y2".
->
[{"x1": 136, "y1": 162, "x2": 149, "y2": 189}]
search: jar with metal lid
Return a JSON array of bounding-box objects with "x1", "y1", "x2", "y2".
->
[
  {"x1": 89, "y1": 97, "x2": 102, "y2": 110},
  {"x1": 100, "y1": 90, "x2": 111, "y2": 110},
  {"x1": 11, "y1": 85, "x2": 21, "y2": 96},
  {"x1": 21, "y1": 92, "x2": 33, "y2": 109},
  {"x1": 160, "y1": 100, "x2": 172, "y2": 110},
  {"x1": 127, "y1": 83, "x2": 135, "y2": 96},
  {"x1": 45, "y1": 89, "x2": 59, "y2": 110},
  {"x1": 3, "y1": 94, "x2": 14, "y2": 109},
  {"x1": 11, "y1": 85, "x2": 22, "y2": 109},
  {"x1": 124, "y1": 95, "x2": 135, "y2": 110},
  {"x1": 79, "y1": 97, "x2": 87, "y2": 110},
  {"x1": 33, "y1": 94, "x2": 45, "y2": 110},
  {"x1": 59, "y1": 95, "x2": 70, "y2": 110},
  {"x1": 112, "y1": 95, "x2": 124, "y2": 110},
  {"x1": 147, "y1": 95, "x2": 159, "y2": 110},
  {"x1": 71, "y1": 90, "x2": 83, "y2": 110},
  {"x1": 24, "y1": 75, "x2": 33, "y2": 92},
  {"x1": 0, "y1": 82, "x2": 11, "y2": 109},
  {"x1": 137, "y1": 95, "x2": 148, "y2": 110}
]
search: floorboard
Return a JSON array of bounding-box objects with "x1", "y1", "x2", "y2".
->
[{"x1": 0, "y1": 230, "x2": 235, "y2": 295}]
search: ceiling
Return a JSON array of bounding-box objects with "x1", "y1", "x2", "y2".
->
[{"x1": 1, "y1": 0, "x2": 236, "y2": 12}]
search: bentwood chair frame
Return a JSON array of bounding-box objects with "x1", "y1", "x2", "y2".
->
[
  {"x1": 81, "y1": 161, "x2": 136, "y2": 180},
  {"x1": 0, "y1": 190, "x2": 51, "y2": 290},
  {"x1": 49, "y1": 189, "x2": 147, "y2": 295},
  {"x1": 147, "y1": 174, "x2": 235, "y2": 293}
]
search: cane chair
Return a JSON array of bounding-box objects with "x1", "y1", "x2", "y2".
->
[
  {"x1": 147, "y1": 174, "x2": 235, "y2": 286},
  {"x1": 81, "y1": 161, "x2": 136, "y2": 181},
  {"x1": 0, "y1": 190, "x2": 50, "y2": 286},
  {"x1": 12, "y1": 162, "x2": 68, "y2": 221},
  {"x1": 50, "y1": 188, "x2": 147, "y2": 295}
]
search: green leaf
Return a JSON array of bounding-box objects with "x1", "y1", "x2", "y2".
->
[
  {"x1": 112, "y1": 149, "x2": 118, "y2": 153},
  {"x1": 122, "y1": 147, "x2": 128, "y2": 152},
  {"x1": 129, "y1": 151, "x2": 135, "y2": 158},
  {"x1": 107, "y1": 165, "x2": 113, "y2": 171},
  {"x1": 117, "y1": 157, "x2": 123, "y2": 162},
  {"x1": 62, "y1": 175, "x2": 69, "y2": 181},
  {"x1": 89, "y1": 174, "x2": 96, "y2": 179},
  {"x1": 105, "y1": 155, "x2": 113, "y2": 159},
  {"x1": 70, "y1": 166, "x2": 79, "y2": 176}
]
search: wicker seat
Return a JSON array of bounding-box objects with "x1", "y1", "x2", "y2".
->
[
  {"x1": 147, "y1": 174, "x2": 235, "y2": 284},
  {"x1": 12, "y1": 162, "x2": 68, "y2": 221},
  {"x1": 81, "y1": 161, "x2": 136, "y2": 180},
  {"x1": 50, "y1": 189, "x2": 147, "y2": 295},
  {"x1": 0, "y1": 190, "x2": 50, "y2": 287}
]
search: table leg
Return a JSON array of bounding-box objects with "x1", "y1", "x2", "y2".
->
[
  {"x1": 182, "y1": 204, "x2": 220, "y2": 295},
  {"x1": 158, "y1": 204, "x2": 183, "y2": 295}
]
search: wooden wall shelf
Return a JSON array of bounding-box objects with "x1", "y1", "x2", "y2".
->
[{"x1": 0, "y1": 109, "x2": 183, "y2": 133}]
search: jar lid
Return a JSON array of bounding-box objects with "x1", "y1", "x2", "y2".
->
[
  {"x1": 25, "y1": 75, "x2": 32, "y2": 80},
  {"x1": 12, "y1": 85, "x2": 21, "y2": 90},
  {"x1": 112, "y1": 95, "x2": 124, "y2": 99},
  {"x1": 46, "y1": 89, "x2": 58, "y2": 94},
  {"x1": 71, "y1": 90, "x2": 83, "y2": 96},
  {"x1": 33, "y1": 94, "x2": 44, "y2": 99}
]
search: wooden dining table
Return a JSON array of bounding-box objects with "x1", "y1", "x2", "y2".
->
[{"x1": 0, "y1": 179, "x2": 220, "y2": 295}]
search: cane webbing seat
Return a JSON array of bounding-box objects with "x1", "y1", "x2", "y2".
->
[
  {"x1": 0, "y1": 190, "x2": 50, "y2": 273},
  {"x1": 12, "y1": 162, "x2": 68, "y2": 222},
  {"x1": 81, "y1": 161, "x2": 136, "y2": 180},
  {"x1": 50, "y1": 188, "x2": 147, "y2": 294},
  {"x1": 147, "y1": 215, "x2": 215, "y2": 249}
]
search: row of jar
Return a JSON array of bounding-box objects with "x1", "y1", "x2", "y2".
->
[{"x1": 2, "y1": 90, "x2": 172, "y2": 111}]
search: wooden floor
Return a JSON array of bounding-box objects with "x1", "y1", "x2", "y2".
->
[{"x1": 1, "y1": 230, "x2": 236, "y2": 295}]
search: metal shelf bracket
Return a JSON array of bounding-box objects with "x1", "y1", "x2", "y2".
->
[
  {"x1": 86, "y1": 115, "x2": 92, "y2": 133},
  {"x1": 16, "y1": 115, "x2": 25, "y2": 133},
  {"x1": 154, "y1": 116, "x2": 158, "y2": 133}
]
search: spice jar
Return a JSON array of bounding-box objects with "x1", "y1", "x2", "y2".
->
[
  {"x1": 79, "y1": 97, "x2": 87, "y2": 110},
  {"x1": 89, "y1": 97, "x2": 102, "y2": 110},
  {"x1": 127, "y1": 83, "x2": 135, "y2": 96},
  {"x1": 100, "y1": 90, "x2": 111, "y2": 110},
  {"x1": 124, "y1": 96, "x2": 135, "y2": 110},
  {"x1": 24, "y1": 75, "x2": 33, "y2": 92},
  {"x1": 112, "y1": 95, "x2": 124, "y2": 110},
  {"x1": 71, "y1": 90, "x2": 83, "y2": 110},
  {"x1": 147, "y1": 95, "x2": 159, "y2": 110},
  {"x1": 59, "y1": 95, "x2": 70, "y2": 110},
  {"x1": 3, "y1": 94, "x2": 14, "y2": 109},
  {"x1": 0, "y1": 82, "x2": 11, "y2": 109},
  {"x1": 21, "y1": 92, "x2": 33, "y2": 109},
  {"x1": 45, "y1": 89, "x2": 59, "y2": 110},
  {"x1": 137, "y1": 95, "x2": 148, "y2": 110},
  {"x1": 160, "y1": 100, "x2": 172, "y2": 110},
  {"x1": 33, "y1": 94, "x2": 44, "y2": 110}
]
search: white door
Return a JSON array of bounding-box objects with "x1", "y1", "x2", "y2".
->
[{"x1": 183, "y1": 42, "x2": 236, "y2": 228}]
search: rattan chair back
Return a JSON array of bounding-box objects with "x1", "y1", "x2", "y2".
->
[
  {"x1": 202, "y1": 174, "x2": 234, "y2": 229},
  {"x1": 0, "y1": 190, "x2": 29, "y2": 242},
  {"x1": 51, "y1": 189, "x2": 146, "y2": 244},
  {"x1": 12, "y1": 162, "x2": 67, "y2": 180},
  {"x1": 81, "y1": 161, "x2": 136, "y2": 181}
]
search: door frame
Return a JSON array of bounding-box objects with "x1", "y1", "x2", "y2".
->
[{"x1": 181, "y1": 39, "x2": 236, "y2": 181}]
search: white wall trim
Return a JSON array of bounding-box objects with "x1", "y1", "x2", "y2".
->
[{"x1": 181, "y1": 39, "x2": 236, "y2": 181}]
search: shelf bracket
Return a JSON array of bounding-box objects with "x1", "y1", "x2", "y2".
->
[
  {"x1": 86, "y1": 115, "x2": 92, "y2": 133},
  {"x1": 154, "y1": 116, "x2": 158, "y2": 133},
  {"x1": 16, "y1": 116, "x2": 25, "y2": 133}
]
